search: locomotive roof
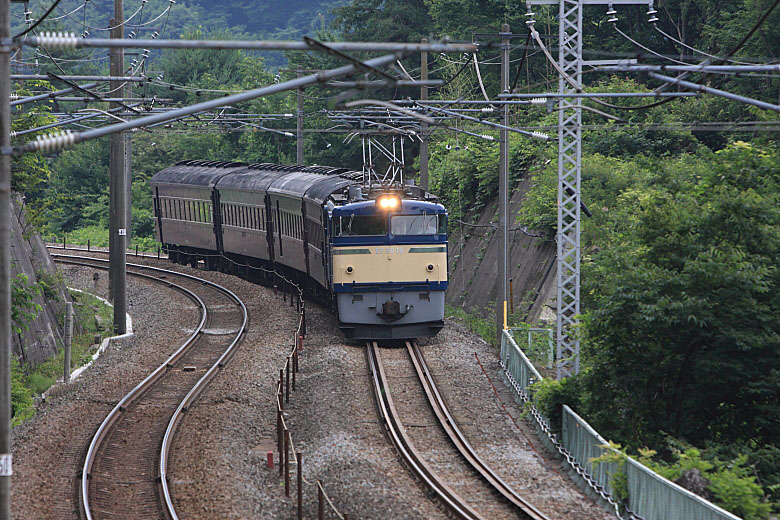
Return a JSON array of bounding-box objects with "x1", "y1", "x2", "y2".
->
[{"x1": 332, "y1": 199, "x2": 446, "y2": 216}]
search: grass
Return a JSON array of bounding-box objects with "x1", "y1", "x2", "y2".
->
[
  {"x1": 445, "y1": 304, "x2": 555, "y2": 372},
  {"x1": 12, "y1": 289, "x2": 114, "y2": 426},
  {"x1": 46, "y1": 225, "x2": 161, "y2": 253}
]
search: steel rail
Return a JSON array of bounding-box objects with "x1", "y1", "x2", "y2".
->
[
  {"x1": 366, "y1": 342, "x2": 483, "y2": 520},
  {"x1": 50, "y1": 253, "x2": 247, "y2": 520},
  {"x1": 407, "y1": 341, "x2": 551, "y2": 520},
  {"x1": 159, "y1": 276, "x2": 248, "y2": 519}
]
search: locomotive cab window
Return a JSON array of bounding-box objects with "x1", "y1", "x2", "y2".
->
[
  {"x1": 390, "y1": 214, "x2": 445, "y2": 235},
  {"x1": 333, "y1": 215, "x2": 387, "y2": 236}
]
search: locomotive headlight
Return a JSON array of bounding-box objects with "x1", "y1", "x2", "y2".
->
[
  {"x1": 427, "y1": 264, "x2": 434, "y2": 272},
  {"x1": 378, "y1": 196, "x2": 399, "y2": 210},
  {"x1": 346, "y1": 265, "x2": 354, "y2": 274}
]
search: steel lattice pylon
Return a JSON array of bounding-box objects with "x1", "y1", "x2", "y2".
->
[{"x1": 556, "y1": 0, "x2": 583, "y2": 379}]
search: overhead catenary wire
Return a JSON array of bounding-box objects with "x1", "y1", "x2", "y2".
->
[
  {"x1": 13, "y1": 0, "x2": 64, "y2": 39},
  {"x1": 652, "y1": 25, "x2": 754, "y2": 66}
]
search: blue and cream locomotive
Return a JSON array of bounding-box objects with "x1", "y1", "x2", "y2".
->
[{"x1": 150, "y1": 161, "x2": 447, "y2": 339}]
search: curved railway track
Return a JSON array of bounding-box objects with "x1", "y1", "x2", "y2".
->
[
  {"x1": 368, "y1": 341, "x2": 550, "y2": 520},
  {"x1": 51, "y1": 253, "x2": 248, "y2": 520}
]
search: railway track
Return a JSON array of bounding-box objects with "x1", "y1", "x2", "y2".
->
[
  {"x1": 368, "y1": 341, "x2": 550, "y2": 520},
  {"x1": 51, "y1": 253, "x2": 248, "y2": 520}
]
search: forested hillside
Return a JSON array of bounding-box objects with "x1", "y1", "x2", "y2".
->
[{"x1": 9, "y1": 0, "x2": 780, "y2": 516}]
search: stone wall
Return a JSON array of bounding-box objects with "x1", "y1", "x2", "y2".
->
[
  {"x1": 446, "y1": 174, "x2": 556, "y2": 324},
  {"x1": 9, "y1": 193, "x2": 71, "y2": 367}
]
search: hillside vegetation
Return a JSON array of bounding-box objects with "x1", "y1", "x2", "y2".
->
[{"x1": 9, "y1": 0, "x2": 780, "y2": 516}]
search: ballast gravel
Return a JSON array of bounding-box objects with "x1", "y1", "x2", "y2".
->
[{"x1": 12, "y1": 253, "x2": 615, "y2": 519}]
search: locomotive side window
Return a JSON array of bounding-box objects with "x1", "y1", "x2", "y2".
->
[
  {"x1": 390, "y1": 214, "x2": 441, "y2": 235},
  {"x1": 334, "y1": 215, "x2": 387, "y2": 236}
]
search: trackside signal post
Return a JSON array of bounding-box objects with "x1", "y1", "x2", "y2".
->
[{"x1": 525, "y1": 0, "x2": 651, "y2": 379}]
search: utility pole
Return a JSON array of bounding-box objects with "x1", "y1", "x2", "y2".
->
[
  {"x1": 296, "y1": 70, "x2": 303, "y2": 165},
  {"x1": 108, "y1": 0, "x2": 127, "y2": 333},
  {"x1": 496, "y1": 24, "x2": 510, "y2": 345},
  {"x1": 419, "y1": 38, "x2": 429, "y2": 191},
  {"x1": 124, "y1": 130, "x2": 131, "y2": 245},
  {"x1": 0, "y1": 0, "x2": 12, "y2": 515}
]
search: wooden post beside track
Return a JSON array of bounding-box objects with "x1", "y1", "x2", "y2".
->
[
  {"x1": 284, "y1": 430, "x2": 290, "y2": 497},
  {"x1": 318, "y1": 482, "x2": 324, "y2": 520},
  {"x1": 296, "y1": 452, "x2": 302, "y2": 520}
]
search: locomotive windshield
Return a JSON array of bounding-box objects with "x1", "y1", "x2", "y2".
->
[
  {"x1": 333, "y1": 215, "x2": 387, "y2": 236},
  {"x1": 391, "y1": 214, "x2": 446, "y2": 235}
]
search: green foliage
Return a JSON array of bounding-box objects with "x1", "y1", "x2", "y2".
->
[
  {"x1": 428, "y1": 133, "x2": 544, "y2": 221},
  {"x1": 590, "y1": 441, "x2": 629, "y2": 502},
  {"x1": 531, "y1": 376, "x2": 584, "y2": 434},
  {"x1": 637, "y1": 446, "x2": 771, "y2": 520},
  {"x1": 11, "y1": 274, "x2": 42, "y2": 335},
  {"x1": 10, "y1": 82, "x2": 56, "y2": 194},
  {"x1": 333, "y1": 0, "x2": 432, "y2": 43},
  {"x1": 581, "y1": 142, "x2": 780, "y2": 448},
  {"x1": 10, "y1": 290, "x2": 115, "y2": 427},
  {"x1": 11, "y1": 359, "x2": 35, "y2": 427},
  {"x1": 35, "y1": 269, "x2": 64, "y2": 302}
]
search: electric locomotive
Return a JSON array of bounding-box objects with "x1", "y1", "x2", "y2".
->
[
  {"x1": 330, "y1": 191, "x2": 447, "y2": 339},
  {"x1": 150, "y1": 161, "x2": 447, "y2": 340}
]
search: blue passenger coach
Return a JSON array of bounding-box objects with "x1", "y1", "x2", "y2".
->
[{"x1": 329, "y1": 193, "x2": 447, "y2": 339}]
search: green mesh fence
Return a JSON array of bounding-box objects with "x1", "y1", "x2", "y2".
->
[{"x1": 501, "y1": 331, "x2": 743, "y2": 520}]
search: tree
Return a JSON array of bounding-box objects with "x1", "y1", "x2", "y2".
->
[{"x1": 581, "y1": 142, "x2": 780, "y2": 448}]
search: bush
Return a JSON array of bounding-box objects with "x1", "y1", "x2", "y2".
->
[
  {"x1": 531, "y1": 375, "x2": 584, "y2": 434},
  {"x1": 637, "y1": 446, "x2": 771, "y2": 520}
]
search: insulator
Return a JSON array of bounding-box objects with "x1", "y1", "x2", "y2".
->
[
  {"x1": 525, "y1": 6, "x2": 536, "y2": 25},
  {"x1": 152, "y1": 31, "x2": 159, "y2": 39},
  {"x1": 37, "y1": 32, "x2": 79, "y2": 49},
  {"x1": 481, "y1": 107, "x2": 495, "y2": 112},
  {"x1": 480, "y1": 134, "x2": 495, "y2": 141},
  {"x1": 34, "y1": 130, "x2": 77, "y2": 152},
  {"x1": 530, "y1": 97, "x2": 547, "y2": 105},
  {"x1": 82, "y1": 30, "x2": 89, "y2": 38},
  {"x1": 648, "y1": 15, "x2": 659, "y2": 22},
  {"x1": 10, "y1": 94, "x2": 20, "y2": 101},
  {"x1": 608, "y1": 15, "x2": 619, "y2": 22},
  {"x1": 531, "y1": 131, "x2": 550, "y2": 141}
]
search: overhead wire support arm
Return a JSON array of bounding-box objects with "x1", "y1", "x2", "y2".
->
[
  {"x1": 11, "y1": 74, "x2": 149, "y2": 82},
  {"x1": 46, "y1": 72, "x2": 141, "y2": 113},
  {"x1": 10, "y1": 81, "x2": 98, "y2": 106},
  {"x1": 12, "y1": 35, "x2": 478, "y2": 54},
  {"x1": 648, "y1": 72, "x2": 780, "y2": 113},
  {"x1": 14, "y1": 52, "x2": 403, "y2": 154},
  {"x1": 421, "y1": 104, "x2": 551, "y2": 140},
  {"x1": 303, "y1": 37, "x2": 398, "y2": 82}
]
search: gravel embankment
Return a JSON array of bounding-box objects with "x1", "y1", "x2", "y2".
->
[{"x1": 12, "y1": 254, "x2": 614, "y2": 519}]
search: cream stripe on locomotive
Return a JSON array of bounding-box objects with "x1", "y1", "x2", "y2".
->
[{"x1": 332, "y1": 245, "x2": 447, "y2": 285}]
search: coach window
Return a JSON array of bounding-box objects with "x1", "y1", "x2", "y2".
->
[{"x1": 390, "y1": 214, "x2": 440, "y2": 235}]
